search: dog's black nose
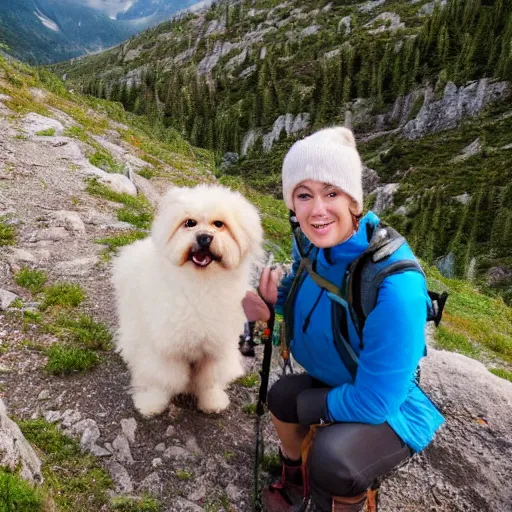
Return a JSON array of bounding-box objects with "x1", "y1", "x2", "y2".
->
[{"x1": 197, "y1": 233, "x2": 213, "y2": 248}]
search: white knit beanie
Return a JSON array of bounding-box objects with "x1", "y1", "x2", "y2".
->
[{"x1": 282, "y1": 126, "x2": 363, "y2": 213}]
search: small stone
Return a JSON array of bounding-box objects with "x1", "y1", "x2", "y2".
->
[
  {"x1": 185, "y1": 436, "x2": 201, "y2": 454},
  {"x1": 138, "y1": 472, "x2": 162, "y2": 495},
  {"x1": 0, "y1": 364, "x2": 11, "y2": 374},
  {"x1": 107, "y1": 461, "x2": 133, "y2": 493},
  {"x1": 163, "y1": 445, "x2": 191, "y2": 460},
  {"x1": 90, "y1": 444, "x2": 112, "y2": 457},
  {"x1": 37, "y1": 389, "x2": 50, "y2": 400},
  {"x1": 173, "y1": 499, "x2": 204, "y2": 511},
  {"x1": 120, "y1": 417, "x2": 137, "y2": 444},
  {"x1": 154, "y1": 443, "x2": 165, "y2": 452},
  {"x1": 187, "y1": 482, "x2": 207, "y2": 502},
  {"x1": 165, "y1": 425, "x2": 176, "y2": 437},
  {"x1": 44, "y1": 410, "x2": 62, "y2": 423},
  {"x1": 226, "y1": 483, "x2": 242, "y2": 501},
  {"x1": 29, "y1": 227, "x2": 69, "y2": 242},
  {"x1": 60, "y1": 409, "x2": 82, "y2": 427},
  {"x1": 112, "y1": 433, "x2": 134, "y2": 464},
  {"x1": 152, "y1": 458, "x2": 163, "y2": 468},
  {"x1": 0, "y1": 289, "x2": 18, "y2": 311}
]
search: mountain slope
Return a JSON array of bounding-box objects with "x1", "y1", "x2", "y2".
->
[
  {"x1": 0, "y1": 0, "x2": 137, "y2": 64},
  {"x1": 53, "y1": 0, "x2": 512, "y2": 301}
]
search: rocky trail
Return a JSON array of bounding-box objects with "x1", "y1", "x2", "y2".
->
[{"x1": 0, "y1": 91, "x2": 511, "y2": 512}]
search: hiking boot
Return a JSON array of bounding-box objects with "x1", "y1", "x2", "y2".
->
[{"x1": 261, "y1": 451, "x2": 304, "y2": 512}]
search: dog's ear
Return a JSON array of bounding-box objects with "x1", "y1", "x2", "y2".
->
[{"x1": 151, "y1": 186, "x2": 187, "y2": 250}]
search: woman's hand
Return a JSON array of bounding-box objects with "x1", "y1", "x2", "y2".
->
[
  {"x1": 258, "y1": 267, "x2": 279, "y2": 305},
  {"x1": 242, "y1": 291, "x2": 270, "y2": 322}
]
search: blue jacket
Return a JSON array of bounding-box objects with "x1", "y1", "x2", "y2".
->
[{"x1": 276, "y1": 212, "x2": 445, "y2": 453}]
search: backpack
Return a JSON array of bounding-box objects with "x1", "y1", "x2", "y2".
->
[{"x1": 282, "y1": 213, "x2": 448, "y2": 380}]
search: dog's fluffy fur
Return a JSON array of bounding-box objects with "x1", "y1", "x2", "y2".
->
[{"x1": 112, "y1": 184, "x2": 263, "y2": 417}]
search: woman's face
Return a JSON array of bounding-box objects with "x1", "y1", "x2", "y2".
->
[{"x1": 293, "y1": 180, "x2": 357, "y2": 248}]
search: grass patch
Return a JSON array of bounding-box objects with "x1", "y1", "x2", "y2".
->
[
  {"x1": 242, "y1": 402, "x2": 257, "y2": 415},
  {"x1": 175, "y1": 469, "x2": 194, "y2": 481},
  {"x1": 14, "y1": 268, "x2": 47, "y2": 294},
  {"x1": 110, "y1": 496, "x2": 161, "y2": 511},
  {"x1": 426, "y1": 265, "x2": 512, "y2": 364},
  {"x1": 0, "y1": 217, "x2": 16, "y2": 246},
  {"x1": 18, "y1": 419, "x2": 112, "y2": 510},
  {"x1": 95, "y1": 231, "x2": 148, "y2": 253},
  {"x1": 23, "y1": 310, "x2": 42, "y2": 324},
  {"x1": 45, "y1": 313, "x2": 112, "y2": 350},
  {"x1": 489, "y1": 368, "x2": 512, "y2": 382},
  {"x1": 236, "y1": 372, "x2": 259, "y2": 388},
  {"x1": 0, "y1": 468, "x2": 43, "y2": 511},
  {"x1": 40, "y1": 283, "x2": 86, "y2": 311},
  {"x1": 85, "y1": 178, "x2": 153, "y2": 229},
  {"x1": 260, "y1": 451, "x2": 281, "y2": 474},
  {"x1": 9, "y1": 298, "x2": 24, "y2": 309},
  {"x1": 137, "y1": 167, "x2": 157, "y2": 180},
  {"x1": 35, "y1": 127, "x2": 55, "y2": 136},
  {"x1": 88, "y1": 150, "x2": 124, "y2": 174},
  {"x1": 44, "y1": 345, "x2": 99, "y2": 375}
]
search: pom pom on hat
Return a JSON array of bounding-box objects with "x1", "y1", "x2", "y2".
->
[{"x1": 281, "y1": 126, "x2": 363, "y2": 213}]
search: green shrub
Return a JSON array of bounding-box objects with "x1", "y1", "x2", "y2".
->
[
  {"x1": 0, "y1": 218, "x2": 15, "y2": 246},
  {"x1": 14, "y1": 268, "x2": 47, "y2": 294},
  {"x1": 0, "y1": 468, "x2": 43, "y2": 512},
  {"x1": 44, "y1": 345, "x2": 99, "y2": 375},
  {"x1": 47, "y1": 314, "x2": 112, "y2": 350},
  {"x1": 35, "y1": 128, "x2": 55, "y2": 136},
  {"x1": 40, "y1": 283, "x2": 85, "y2": 310}
]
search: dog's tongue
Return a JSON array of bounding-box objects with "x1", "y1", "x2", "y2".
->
[{"x1": 192, "y1": 251, "x2": 212, "y2": 267}]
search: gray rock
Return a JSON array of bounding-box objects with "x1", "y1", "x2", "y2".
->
[
  {"x1": 54, "y1": 257, "x2": 99, "y2": 277},
  {"x1": 338, "y1": 16, "x2": 351, "y2": 34},
  {"x1": 358, "y1": 0, "x2": 386, "y2": 13},
  {"x1": 187, "y1": 480, "x2": 207, "y2": 501},
  {"x1": 37, "y1": 389, "x2": 50, "y2": 401},
  {"x1": 404, "y1": 79, "x2": 511, "y2": 140},
  {"x1": 362, "y1": 165, "x2": 381, "y2": 195},
  {"x1": 155, "y1": 443, "x2": 166, "y2": 452},
  {"x1": 172, "y1": 498, "x2": 204, "y2": 511},
  {"x1": 241, "y1": 129, "x2": 262, "y2": 157},
  {"x1": 49, "y1": 210, "x2": 85, "y2": 234},
  {"x1": 324, "y1": 48, "x2": 341, "y2": 60},
  {"x1": 11, "y1": 248, "x2": 36, "y2": 263},
  {"x1": 29, "y1": 227, "x2": 69, "y2": 242},
  {"x1": 453, "y1": 192, "x2": 471, "y2": 205},
  {"x1": 90, "y1": 444, "x2": 112, "y2": 457},
  {"x1": 138, "y1": 472, "x2": 162, "y2": 496},
  {"x1": 112, "y1": 433, "x2": 134, "y2": 464},
  {"x1": 165, "y1": 425, "x2": 176, "y2": 437},
  {"x1": 185, "y1": 436, "x2": 201, "y2": 454},
  {"x1": 451, "y1": 138, "x2": 482, "y2": 163},
  {"x1": 81, "y1": 162, "x2": 137, "y2": 196},
  {"x1": 262, "y1": 113, "x2": 310, "y2": 152},
  {"x1": 44, "y1": 410, "x2": 62, "y2": 423},
  {"x1": 65, "y1": 418, "x2": 100, "y2": 451},
  {"x1": 163, "y1": 445, "x2": 192, "y2": 460},
  {"x1": 224, "y1": 48, "x2": 248, "y2": 71},
  {"x1": 435, "y1": 252, "x2": 455, "y2": 278},
  {"x1": 22, "y1": 113, "x2": 64, "y2": 136},
  {"x1": 220, "y1": 152, "x2": 239, "y2": 170},
  {"x1": 485, "y1": 266, "x2": 512, "y2": 287},
  {"x1": 225, "y1": 483, "x2": 243, "y2": 501},
  {"x1": 107, "y1": 461, "x2": 133, "y2": 493},
  {"x1": 60, "y1": 409, "x2": 82, "y2": 428},
  {"x1": 0, "y1": 364, "x2": 11, "y2": 374},
  {"x1": 0, "y1": 398, "x2": 43, "y2": 484},
  {"x1": 239, "y1": 65, "x2": 257, "y2": 79},
  {"x1": 121, "y1": 417, "x2": 137, "y2": 444},
  {"x1": 152, "y1": 457, "x2": 163, "y2": 468},
  {"x1": 0, "y1": 289, "x2": 18, "y2": 310},
  {"x1": 131, "y1": 172, "x2": 160, "y2": 209},
  {"x1": 372, "y1": 183, "x2": 399, "y2": 214},
  {"x1": 365, "y1": 12, "x2": 405, "y2": 34},
  {"x1": 300, "y1": 25, "x2": 320, "y2": 39}
]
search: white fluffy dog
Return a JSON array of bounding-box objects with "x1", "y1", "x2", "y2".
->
[{"x1": 112, "y1": 184, "x2": 263, "y2": 417}]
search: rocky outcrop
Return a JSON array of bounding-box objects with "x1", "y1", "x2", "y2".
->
[
  {"x1": 372, "y1": 183, "x2": 399, "y2": 214},
  {"x1": 261, "y1": 113, "x2": 310, "y2": 153},
  {"x1": 0, "y1": 399, "x2": 42, "y2": 484},
  {"x1": 404, "y1": 79, "x2": 511, "y2": 139}
]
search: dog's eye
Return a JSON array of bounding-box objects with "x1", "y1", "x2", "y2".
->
[
  {"x1": 184, "y1": 219, "x2": 197, "y2": 228},
  {"x1": 213, "y1": 221, "x2": 224, "y2": 228}
]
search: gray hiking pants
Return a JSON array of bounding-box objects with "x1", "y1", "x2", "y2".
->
[{"x1": 267, "y1": 374, "x2": 412, "y2": 510}]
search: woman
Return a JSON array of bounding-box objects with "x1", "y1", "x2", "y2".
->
[{"x1": 244, "y1": 127, "x2": 444, "y2": 512}]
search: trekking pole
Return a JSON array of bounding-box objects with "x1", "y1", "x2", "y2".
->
[{"x1": 254, "y1": 303, "x2": 275, "y2": 511}]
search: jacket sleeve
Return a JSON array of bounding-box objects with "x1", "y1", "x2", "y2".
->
[
  {"x1": 275, "y1": 238, "x2": 301, "y2": 315},
  {"x1": 326, "y1": 270, "x2": 428, "y2": 424}
]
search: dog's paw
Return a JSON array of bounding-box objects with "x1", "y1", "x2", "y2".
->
[
  {"x1": 133, "y1": 389, "x2": 170, "y2": 418},
  {"x1": 197, "y1": 388, "x2": 230, "y2": 414}
]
